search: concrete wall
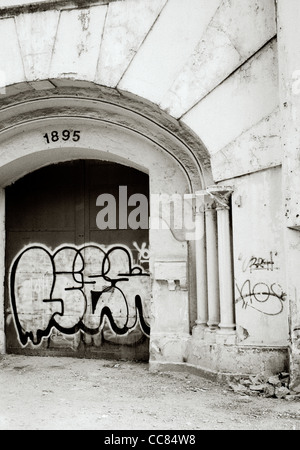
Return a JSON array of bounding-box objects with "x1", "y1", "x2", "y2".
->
[
  {"x1": 0, "y1": 0, "x2": 294, "y2": 379},
  {"x1": 277, "y1": 0, "x2": 300, "y2": 389},
  {"x1": 232, "y1": 167, "x2": 287, "y2": 347}
]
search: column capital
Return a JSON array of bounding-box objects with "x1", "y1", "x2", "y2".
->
[
  {"x1": 194, "y1": 190, "x2": 209, "y2": 215},
  {"x1": 205, "y1": 198, "x2": 217, "y2": 211},
  {"x1": 206, "y1": 186, "x2": 233, "y2": 210}
]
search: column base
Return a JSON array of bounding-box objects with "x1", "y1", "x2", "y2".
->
[
  {"x1": 218, "y1": 322, "x2": 236, "y2": 331},
  {"x1": 216, "y1": 327, "x2": 237, "y2": 345},
  {"x1": 192, "y1": 322, "x2": 207, "y2": 340},
  {"x1": 204, "y1": 327, "x2": 217, "y2": 343}
]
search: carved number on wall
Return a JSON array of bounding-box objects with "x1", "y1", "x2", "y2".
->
[{"x1": 43, "y1": 130, "x2": 81, "y2": 143}]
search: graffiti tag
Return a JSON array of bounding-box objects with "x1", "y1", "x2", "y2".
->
[
  {"x1": 132, "y1": 241, "x2": 150, "y2": 267},
  {"x1": 235, "y1": 279, "x2": 286, "y2": 316},
  {"x1": 9, "y1": 244, "x2": 150, "y2": 347},
  {"x1": 242, "y1": 252, "x2": 278, "y2": 273}
]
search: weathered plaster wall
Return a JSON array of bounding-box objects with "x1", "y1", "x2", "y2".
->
[
  {"x1": 277, "y1": 0, "x2": 300, "y2": 389},
  {"x1": 231, "y1": 167, "x2": 288, "y2": 347},
  {"x1": 0, "y1": 0, "x2": 278, "y2": 171},
  {"x1": 183, "y1": 39, "x2": 279, "y2": 180},
  {"x1": 0, "y1": 0, "x2": 290, "y2": 377}
]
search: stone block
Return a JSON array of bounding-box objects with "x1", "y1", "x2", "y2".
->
[
  {"x1": 249, "y1": 383, "x2": 266, "y2": 392},
  {"x1": 182, "y1": 40, "x2": 278, "y2": 155},
  {"x1": 160, "y1": 20, "x2": 241, "y2": 118},
  {"x1": 161, "y1": 0, "x2": 276, "y2": 118},
  {"x1": 264, "y1": 384, "x2": 276, "y2": 398},
  {"x1": 213, "y1": 0, "x2": 276, "y2": 59},
  {"x1": 15, "y1": 10, "x2": 59, "y2": 80},
  {"x1": 154, "y1": 260, "x2": 186, "y2": 291},
  {"x1": 275, "y1": 386, "x2": 290, "y2": 399},
  {"x1": 211, "y1": 108, "x2": 281, "y2": 182},
  {"x1": 0, "y1": 17, "x2": 25, "y2": 85},
  {"x1": 96, "y1": 0, "x2": 167, "y2": 87},
  {"x1": 268, "y1": 375, "x2": 282, "y2": 387},
  {"x1": 49, "y1": 6, "x2": 107, "y2": 81},
  {"x1": 119, "y1": 0, "x2": 221, "y2": 104}
]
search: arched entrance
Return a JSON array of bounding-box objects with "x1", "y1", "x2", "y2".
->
[
  {"x1": 5, "y1": 159, "x2": 151, "y2": 360},
  {"x1": 0, "y1": 84, "x2": 211, "y2": 368}
]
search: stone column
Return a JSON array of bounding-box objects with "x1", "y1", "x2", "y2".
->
[
  {"x1": 205, "y1": 199, "x2": 220, "y2": 332},
  {"x1": 207, "y1": 186, "x2": 236, "y2": 343},
  {"x1": 193, "y1": 191, "x2": 208, "y2": 338}
]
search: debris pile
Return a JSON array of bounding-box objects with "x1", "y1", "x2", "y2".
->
[{"x1": 228, "y1": 372, "x2": 300, "y2": 401}]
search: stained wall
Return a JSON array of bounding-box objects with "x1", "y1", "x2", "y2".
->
[{"x1": 0, "y1": 0, "x2": 293, "y2": 379}]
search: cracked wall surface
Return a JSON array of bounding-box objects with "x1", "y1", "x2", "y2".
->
[
  {"x1": 0, "y1": 0, "x2": 294, "y2": 380},
  {"x1": 0, "y1": 0, "x2": 278, "y2": 179}
]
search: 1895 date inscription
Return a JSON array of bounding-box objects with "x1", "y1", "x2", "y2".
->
[{"x1": 43, "y1": 130, "x2": 81, "y2": 143}]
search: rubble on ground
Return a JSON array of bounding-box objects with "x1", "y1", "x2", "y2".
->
[{"x1": 228, "y1": 372, "x2": 300, "y2": 401}]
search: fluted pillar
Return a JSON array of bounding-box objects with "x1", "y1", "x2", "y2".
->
[
  {"x1": 205, "y1": 199, "x2": 220, "y2": 330},
  {"x1": 193, "y1": 191, "x2": 208, "y2": 336},
  {"x1": 207, "y1": 186, "x2": 236, "y2": 342}
]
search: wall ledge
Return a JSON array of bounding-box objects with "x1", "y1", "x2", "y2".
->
[
  {"x1": 150, "y1": 344, "x2": 289, "y2": 382},
  {"x1": 0, "y1": 0, "x2": 114, "y2": 17}
]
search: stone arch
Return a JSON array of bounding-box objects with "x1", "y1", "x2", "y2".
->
[
  {"x1": 0, "y1": 81, "x2": 212, "y2": 360},
  {"x1": 0, "y1": 81, "x2": 212, "y2": 189}
]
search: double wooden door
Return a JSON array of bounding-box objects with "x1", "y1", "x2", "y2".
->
[{"x1": 5, "y1": 160, "x2": 150, "y2": 360}]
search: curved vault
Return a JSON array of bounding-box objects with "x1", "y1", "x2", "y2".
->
[{"x1": 0, "y1": 80, "x2": 212, "y2": 190}]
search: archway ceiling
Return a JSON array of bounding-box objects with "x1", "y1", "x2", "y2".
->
[{"x1": 0, "y1": 83, "x2": 210, "y2": 191}]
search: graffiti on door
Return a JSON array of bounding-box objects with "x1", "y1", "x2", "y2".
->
[
  {"x1": 9, "y1": 244, "x2": 151, "y2": 347},
  {"x1": 132, "y1": 241, "x2": 150, "y2": 269}
]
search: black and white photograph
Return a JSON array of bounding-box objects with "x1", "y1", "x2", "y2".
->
[{"x1": 0, "y1": 0, "x2": 299, "y2": 434}]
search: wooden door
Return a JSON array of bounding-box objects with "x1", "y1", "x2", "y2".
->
[{"x1": 5, "y1": 160, "x2": 150, "y2": 360}]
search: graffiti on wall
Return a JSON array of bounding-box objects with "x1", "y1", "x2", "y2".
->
[
  {"x1": 241, "y1": 252, "x2": 279, "y2": 273},
  {"x1": 235, "y1": 280, "x2": 286, "y2": 316},
  {"x1": 235, "y1": 251, "x2": 285, "y2": 316},
  {"x1": 132, "y1": 241, "x2": 150, "y2": 268},
  {"x1": 9, "y1": 244, "x2": 151, "y2": 347}
]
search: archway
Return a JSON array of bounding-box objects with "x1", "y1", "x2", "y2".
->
[{"x1": 0, "y1": 84, "x2": 211, "y2": 365}]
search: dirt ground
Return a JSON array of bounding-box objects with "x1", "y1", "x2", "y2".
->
[{"x1": 0, "y1": 354, "x2": 300, "y2": 431}]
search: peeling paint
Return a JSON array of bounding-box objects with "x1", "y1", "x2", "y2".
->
[
  {"x1": 78, "y1": 9, "x2": 90, "y2": 31},
  {"x1": 236, "y1": 325, "x2": 249, "y2": 342}
]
